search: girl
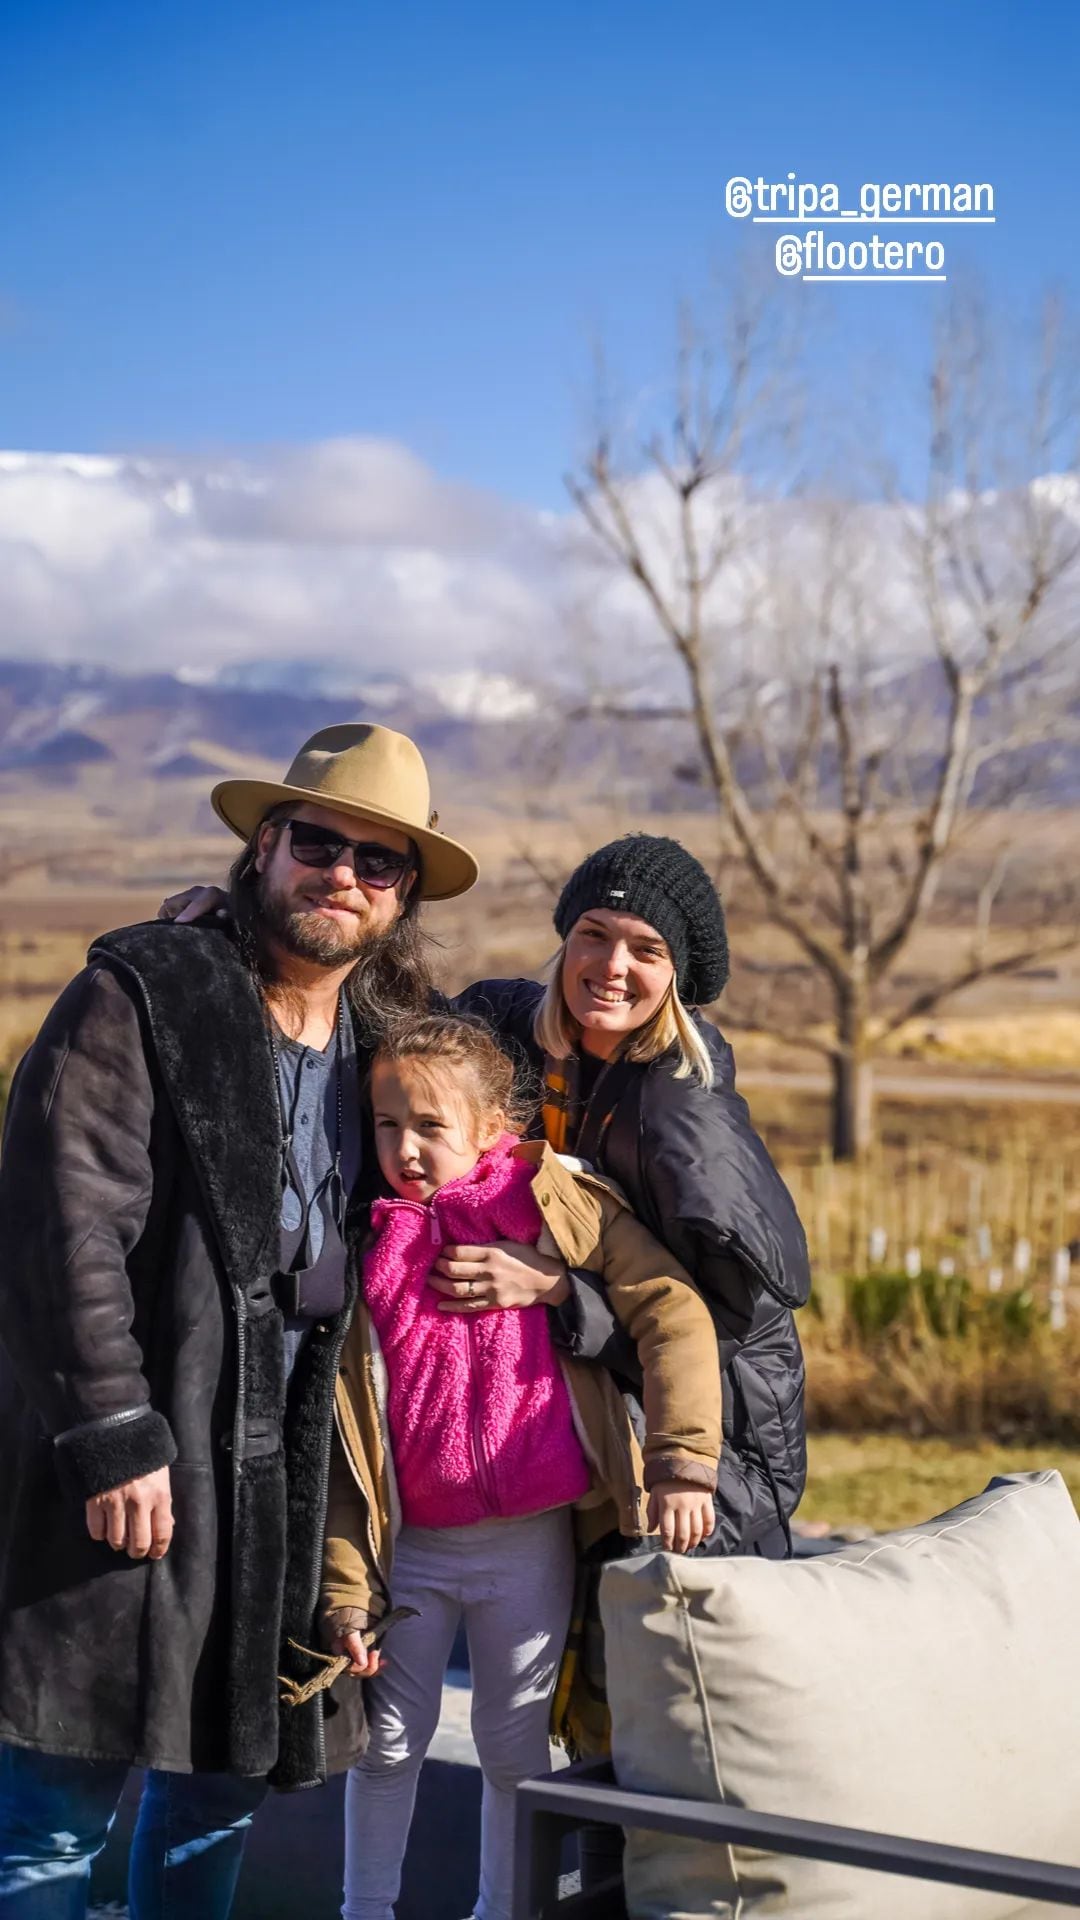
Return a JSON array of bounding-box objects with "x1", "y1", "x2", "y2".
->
[{"x1": 320, "y1": 1011, "x2": 723, "y2": 1920}]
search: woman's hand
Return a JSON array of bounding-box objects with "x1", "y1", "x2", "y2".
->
[
  {"x1": 647, "y1": 1483, "x2": 716, "y2": 1554},
  {"x1": 158, "y1": 884, "x2": 230, "y2": 924},
  {"x1": 430, "y1": 1241, "x2": 570, "y2": 1313}
]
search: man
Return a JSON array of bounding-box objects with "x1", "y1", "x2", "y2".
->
[{"x1": 0, "y1": 723, "x2": 478, "y2": 1919}]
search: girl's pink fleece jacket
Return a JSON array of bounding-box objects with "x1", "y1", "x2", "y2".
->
[{"x1": 363, "y1": 1134, "x2": 591, "y2": 1529}]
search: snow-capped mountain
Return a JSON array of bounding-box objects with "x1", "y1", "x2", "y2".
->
[{"x1": 0, "y1": 656, "x2": 541, "y2": 790}]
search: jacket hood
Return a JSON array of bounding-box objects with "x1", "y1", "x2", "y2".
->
[{"x1": 639, "y1": 1062, "x2": 811, "y2": 1311}]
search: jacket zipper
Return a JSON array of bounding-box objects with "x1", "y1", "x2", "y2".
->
[
  {"x1": 306, "y1": 1238, "x2": 360, "y2": 1784},
  {"x1": 231, "y1": 1296, "x2": 247, "y2": 1501},
  {"x1": 466, "y1": 1314, "x2": 499, "y2": 1514},
  {"x1": 380, "y1": 1191, "x2": 502, "y2": 1515}
]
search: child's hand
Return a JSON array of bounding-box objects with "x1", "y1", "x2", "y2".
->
[
  {"x1": 332, "y1": 1629, "x2": 382, "y2": 1679},
  {"x1": 323, "y1": 1606, "x2": 383, "y2": 1678},
  {"x1": 646, "y1": 1482, "x2": 716, "y2": 1554}
]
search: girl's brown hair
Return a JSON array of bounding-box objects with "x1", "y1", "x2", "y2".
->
[{"x1": 373, "y1": 1012, "x2": 533, "y2": 1140}]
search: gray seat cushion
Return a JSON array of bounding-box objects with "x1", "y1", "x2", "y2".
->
[{"x1": 600, "y1": 1471, "x2": 1080, "y2": 1918}]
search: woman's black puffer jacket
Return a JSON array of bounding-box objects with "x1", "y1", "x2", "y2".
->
[{"x1": 454, "y1": 976, "x2": 811, "y2": 1556}]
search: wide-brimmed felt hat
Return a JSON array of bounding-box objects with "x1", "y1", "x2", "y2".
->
[{"x1": 210, "y1": 723, "x2": 479, "y2": 901}]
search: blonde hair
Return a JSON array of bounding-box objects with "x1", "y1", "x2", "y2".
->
[{"x1": 533, "y1": 945, "x2": 715, "y2": 1089}]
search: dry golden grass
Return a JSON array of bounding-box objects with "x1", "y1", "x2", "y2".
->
[
  {"x1": 882, "y1": 1010, "x2": 1080, "y2": 1071},
  {"x1": 742, "y1": 1087, "x2": 1080, "y2": 1309},
  {"x1": 722, "y1": 1011, "x2": 1080, "y2": 1073},
  {"x1": 1, "y1": 793, "x2": 1079, "y2": 1067},
  {"x1": 0, "y1": 893, "x2": 173, "y2": 1073},
  {"x1": 803, "y1": 1311, "x2": 1080, "y2": 1445},
  {"x1": 801, "y1": 1433, "x2": 1080, "y2": 1532},
  {"x1": 748, "y1": 1084, "x2": 1080, "y2": 1160},
  {"x1": 0, "y1": 821, "x2": 1077, "y2": 1304},
  {"x1": 2, "y1": 886, "x2": 1078, "y2": 1296},
  {"x1": 0, "y1": 999, "x2": 53, "y2": 1070},
  {"x1": 0, "y1": 797, "x2": 1076, "y2": 1480},
  {"x1": 784, "y1": 1139, "x2": 1077, "y2": 1293}
]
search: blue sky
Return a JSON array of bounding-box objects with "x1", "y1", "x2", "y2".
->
[{"x1": 2, "y1": 0, "x2": 1078, "y2": 508}]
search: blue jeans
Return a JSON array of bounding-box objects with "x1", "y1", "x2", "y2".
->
[{"x1": 0, "y1": 1744, "x2": 268, "y2": 1918}]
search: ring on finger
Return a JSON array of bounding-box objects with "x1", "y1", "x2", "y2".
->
[{"x1": 466, "y1": 1277, "x2": 475, "y2": 1299}]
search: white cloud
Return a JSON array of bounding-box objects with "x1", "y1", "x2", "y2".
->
[
  {"x1": 0, "y1": 440, "x2": 1074, "y2": 699},
  {"x1": 0, "y1": 440, "x2": 565, "y2": 678}
]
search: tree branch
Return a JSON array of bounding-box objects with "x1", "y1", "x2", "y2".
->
[
  {"x1": 714, "y1": 1009, "x2": 837, "y2": 1060},
  {"x1": 879, "y1": 930, "x2": 1080, "y2": 1036}
]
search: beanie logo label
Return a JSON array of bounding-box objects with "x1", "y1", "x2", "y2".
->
[{"x1": 608, "y1": 889, "x2": 626, "y2": 898}]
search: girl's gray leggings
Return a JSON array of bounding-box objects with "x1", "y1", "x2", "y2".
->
[{"x1": 342, "y1": 1507, "x2": 576, "y2": 1920}]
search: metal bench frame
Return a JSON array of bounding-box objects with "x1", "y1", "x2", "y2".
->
[{"x1": 514, "y1": 1760, "x2": 1080, "y2": 1918}]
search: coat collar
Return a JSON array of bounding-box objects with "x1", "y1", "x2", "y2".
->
[
  {"x1": 510, "y1": 1136, "x2": 630, "y2": 1268},
  {"x1": 90, "y1": 921, "x2": 284, "y2": 1297}
]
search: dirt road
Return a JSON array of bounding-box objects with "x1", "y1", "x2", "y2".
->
[{"x1": 737, "y1": 1067, "x2": 1080, "y2": 1105}]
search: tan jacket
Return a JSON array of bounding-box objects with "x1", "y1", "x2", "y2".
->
[{"x1": 322, "y1": 1140, "x2": 722, "y2": 1625}]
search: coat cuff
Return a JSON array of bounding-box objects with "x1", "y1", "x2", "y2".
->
[
  {"x1": 643, "y1": 1454, "x2": 719, "y2": 1494},
  {"x1": 321, "y1": 1599, "x2": 384, "y2": 1640},
  {"x1": 53, "y1": 1407, "x2": 177, "y2": 1502}
]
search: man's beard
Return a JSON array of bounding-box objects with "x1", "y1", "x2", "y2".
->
[
  {"x1": 232, "y1": 856, "x2": 431, "y2": 1042},
  {"x1": 255, "y1": 874, "x2": 380, "y2": 967}
]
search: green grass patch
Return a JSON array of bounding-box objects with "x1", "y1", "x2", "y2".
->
[{"x1": 801, "y1": 1433, "x2": 1080, "y2": 1533}]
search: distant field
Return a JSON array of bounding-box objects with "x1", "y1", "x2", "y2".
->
[
  {"x1": 1, "y1": 797, "x2": 1079, "y2": 1122},
  {"x1": 2, "y1": 837, "x2": 1079, "y2": 1142},
  {"x1": 2, "y1": 821, "x2": 1079, "y2": 1470},
  {"x1": 801, "y1": 1434, "x2": 1080, "y2": 1532},
  {"x1": 3, "y1": 878, "x2": 1080, "y2": 1079}
]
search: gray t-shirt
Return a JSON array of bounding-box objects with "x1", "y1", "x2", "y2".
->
[{"x1": 275, "y1": 1000, "x2": 361, "y2": 1378}]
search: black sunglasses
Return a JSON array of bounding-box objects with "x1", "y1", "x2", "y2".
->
[{"x1": 281, "y1": 819, "x2": 415, "y2": 889}]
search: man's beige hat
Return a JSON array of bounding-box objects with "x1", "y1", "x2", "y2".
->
[{"x1": 210, "y1": 723, "x2": 478, "y2": 901}]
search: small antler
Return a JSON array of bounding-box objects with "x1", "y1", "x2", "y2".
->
[
  {"x1": 277, "y1": 1606, "x2": 420, "y2": 1707},
  {"x1": 278, "y1": 1643, "x2": 349, "y2": 1708}
]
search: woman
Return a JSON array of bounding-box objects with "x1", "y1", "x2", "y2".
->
[{"x1": 447, "y1": 831, "x2": 810, "y2": 1567}]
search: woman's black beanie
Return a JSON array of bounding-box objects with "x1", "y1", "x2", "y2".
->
[{"x1": 554, "y1": 834, "x2": 729, "y2": 1005}]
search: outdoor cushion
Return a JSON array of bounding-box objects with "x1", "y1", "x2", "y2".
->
[{"x1": 600, "y1": 1471, "x2": 1080, "y2": 1918}]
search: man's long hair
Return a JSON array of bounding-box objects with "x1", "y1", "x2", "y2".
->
[{"x1": 228, "y1": 803, "x2": 432, "y2": 1044}]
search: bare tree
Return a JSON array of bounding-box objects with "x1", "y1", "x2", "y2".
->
[{"x1": 564, "y1": 293, "x2": 1080, "y2": 1159}]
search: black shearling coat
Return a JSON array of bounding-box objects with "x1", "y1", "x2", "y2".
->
[
  {"x1": 0, "y1": 922, "x2": 372, "y2": 1787},
  {"x1": 455, "y1": 977, "x2": 811, "y2": 1554}
]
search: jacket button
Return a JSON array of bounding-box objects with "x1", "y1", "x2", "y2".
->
[{"x1": 540, "y1": 1193, "x2": 550, "y2": 1207}]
